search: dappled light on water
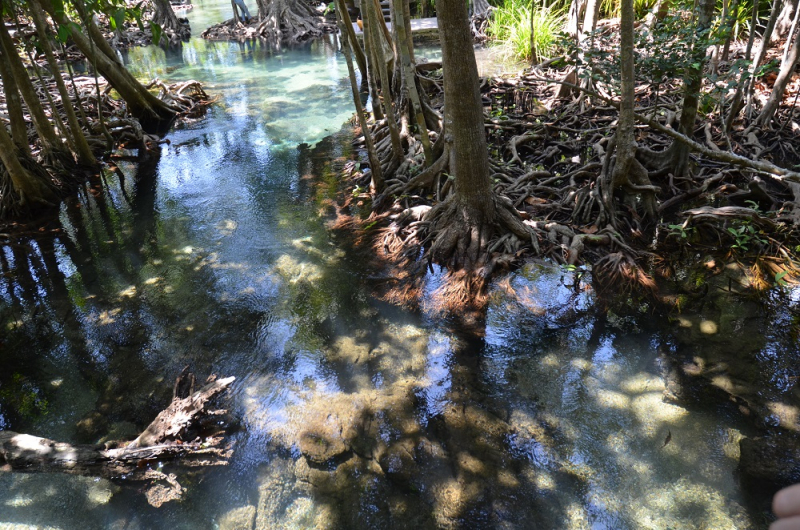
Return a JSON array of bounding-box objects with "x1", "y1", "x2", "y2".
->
[{"x1": 483, "y1": 265, "x2": 751, "y2": 528}]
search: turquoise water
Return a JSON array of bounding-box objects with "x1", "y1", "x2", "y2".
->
[{"x1": 1, "y1": 2, "x2": 797, "y2": 528}]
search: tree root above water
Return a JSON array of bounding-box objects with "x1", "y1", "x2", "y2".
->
[
  {"x1": 201, "y1": 10, "x2": 335, "y2": 43},
  {"x1": 337, "y1": 48, "x2": 800, "y2": 312}
]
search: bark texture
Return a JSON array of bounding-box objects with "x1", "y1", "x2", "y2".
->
[
  {"x1": 0, "y1": 47, "x2": 30, "y2": 155},
  {"x1": 0, "y1": 20, "x2": 68, "y2": 162},
  {"x1": 757, "y1": 22, "x2": 800, "y2": 126},
  {"x1": 424, "y1": 0, "x2": 532, "y2": 271},
  {"x1": 438, "y1": 0, "x2": 492, "y2": 217},
  {"x1": 564, "y1": 0, "x2": 586, "y2": 39},
  {"x1": 774, "y1": 0, "x2": 797, "y2": 42},
  {"x1": 738, "y1": 0, "x2": 784, "y2": 117},
  {"x1": 609, "y1": 0, "x2": 656, "y2": 220},
  {"x1": 27, "y1": 0, "x2": 97, "y2": 167},
  {"x1": 640, "y1": 0, "x2": 715, "y2": 178},
  {"x1": 669, "y1": 0, "x2": 715, "y2": 175},
  {"x1": 0, "y1": 121, "x2": 56, "y2": 209}
]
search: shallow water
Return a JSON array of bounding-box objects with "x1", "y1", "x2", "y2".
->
[{"x1": 1, "y1": 2, "x2": 798, "y2": 528}]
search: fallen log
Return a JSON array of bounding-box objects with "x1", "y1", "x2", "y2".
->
[{"x1": 0, "y1": 371, "x2": 235, "y2": 507}]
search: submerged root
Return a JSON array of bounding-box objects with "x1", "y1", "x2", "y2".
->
[
  {"x1": 362, "y1": 189, "x2": 538, "y2": 312},
  {"x1": 396, "y1": 193, "x2": 537, "y2": 312},
  {"x1": 426, "y1": 268, "x2": 491, "y2": 316}
]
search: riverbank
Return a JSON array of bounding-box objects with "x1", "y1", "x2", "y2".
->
[
  {"x1": 330, "y1": 117, "x2": 800, "y2": 524},
  {"x1": 0, "y1": 73, "x2": 210, "y2": 227}
]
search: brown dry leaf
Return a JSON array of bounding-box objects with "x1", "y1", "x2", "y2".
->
[{"x1": 524, "y1": 196, "x2": 547, "y2": 205}]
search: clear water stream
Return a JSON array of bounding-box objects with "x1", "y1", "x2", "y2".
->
[{"x1": 1, "y1": 2, "x2": 798, "y2": 528}]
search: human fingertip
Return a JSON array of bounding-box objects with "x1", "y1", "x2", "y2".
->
[
  {"x1": 774, "y1": 484, "x2": 800, "y2": 518},
  {"x1": 770, "y1": 516, "x2": 800, "y2": 530}
]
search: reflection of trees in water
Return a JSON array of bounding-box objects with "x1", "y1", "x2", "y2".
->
[
  {"x1": 1, "y1": 125, "x2": 787, "y2": 527},
  {"x1": 0, "y1": 150, "x2": 247, "y2": 439},
  {"x1": 267, "y1": 268, "x2": 768, "y2": 528}
]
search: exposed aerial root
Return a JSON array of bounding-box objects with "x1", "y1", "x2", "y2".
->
[
  {"x1": 380, "y1": 144, "x2": 449, "y2": 202},
  {"x1": 0, "y1": 70, "x2": 211, "y2": 224},
  {"x1": 335, "y1": 21, "x2": 800, "y2": 314},
  {"x1": 149, "y1": 79, "x2": 215, "y2": 119},
  {"x1": 593, "y1": 251, "x2": 657, "y2": 301},
  {"x1": 201, "y1": 7, "x2": 335, "y2": 43}
]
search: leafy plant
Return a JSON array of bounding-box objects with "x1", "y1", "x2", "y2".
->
[
  {"x1": 727, "y1": 222, "x2": 767, "y2": 252},
  {"x1": 601, "y1": 0, "x2": 657, "y2": 19},
  {"x1": 566, "y1": 12, "x2": 729, "y2": 99},
  {"x1": 488, "y1": 0, "x2": 566, "y2": 62},
  {"x1": 668, "y1": 223, "x2": 694, "y2": 240},
  {"x1": 150, "y1": 21, "x2": 163, "y2": 45}
]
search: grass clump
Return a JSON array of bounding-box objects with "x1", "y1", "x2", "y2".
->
[
  {"x1": 487, "y1": 0, "x2": 566, "y2": 62},
  {"x1": 600, "y1": 0, "x2": 657, "y2": 19}
]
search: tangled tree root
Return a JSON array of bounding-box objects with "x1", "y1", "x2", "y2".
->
[
  {"x1": 370, "y1": 194, "x2": 537, "y2": 312},
  {"x1": 337, "y1": 27, "x2": 800, "y2": 313},
  {"x1": 149, "y1": 79, "x2": 215, "y2": 120},
  {"x1": 0, "y1": 73, "x2": 212, "y2": 224},
  {"x1": 593, "y1": 251, "x2": 656, "y2": 298},
  {"x1": 201, "y1": 10, "x2": 335, "y2": 43}
]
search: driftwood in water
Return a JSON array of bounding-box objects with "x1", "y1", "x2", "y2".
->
[{"x1": 0, "y1": 371, "x2": 235, "y2": 507}]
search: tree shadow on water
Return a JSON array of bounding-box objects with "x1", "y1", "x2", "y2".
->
[{"x1": 250, "y1": 316, "x2": 587, "y2": 529}]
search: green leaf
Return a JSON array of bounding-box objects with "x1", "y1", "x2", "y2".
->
[
  {"x1": 112, "y1": 7, "x2": 126, "y2": 31},
  {"x1": 776, "y1": 270, "x2": 789, "y2": 286},
  {"x1": 56, "y1": 23, "x2": 72, "y2": 43},
  {"x1": 51, "y1": 0, "x2": 65, "y2": 17},
  {"x1": 150, "y1": 21, "x2": 163, "y2": 45}
]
